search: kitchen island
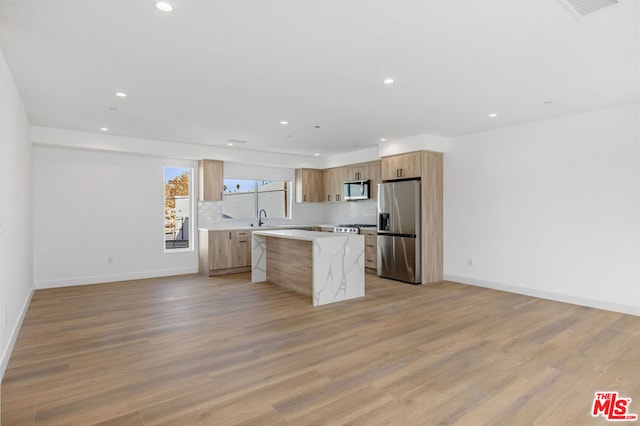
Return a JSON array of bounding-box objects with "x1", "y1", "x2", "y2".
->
[{"x1": 252, "y1": 229, "x2": 365, "y2": 306}]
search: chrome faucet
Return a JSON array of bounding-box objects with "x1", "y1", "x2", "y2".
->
[{"x1": 258, "y1": 209, "x2": 267, "y2": 226}]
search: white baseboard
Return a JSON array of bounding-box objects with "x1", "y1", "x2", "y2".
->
[
  {"x1": 34, "y1": 267, "x2": 198, "y2": 289},
  {"x1": 1, "y1": 287, "x2": 34, "y2": 380},
  {"x1": 443, "y1": 274, "x2": 640, "y2": 317}
]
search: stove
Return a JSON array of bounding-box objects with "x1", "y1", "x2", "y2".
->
[{"x1": 333, "y1": 224, "x2": 376, "y2": 234}]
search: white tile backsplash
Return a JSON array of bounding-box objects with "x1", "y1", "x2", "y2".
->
[
  {"x1": 327, "y1": 200, "x2": 377, "y2": 225},
  {"x1": 199, "y1": 199, "x2": 376, "y2": 229},
  {"x1": 197, "y1": 201, "x2": 223, "y2": 228}
]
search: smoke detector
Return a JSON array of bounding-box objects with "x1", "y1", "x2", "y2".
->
[{"x1": 558, "y1": 0, "x2": 626, "y2": 18}]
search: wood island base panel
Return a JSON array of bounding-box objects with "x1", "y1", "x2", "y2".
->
[{"x1": 252, "y1": 229, "x2": 365, "y2": 306}]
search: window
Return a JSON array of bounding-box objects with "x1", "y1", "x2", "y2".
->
[
  {"x1": 164, "y1": 167, "x2": 192, "y2": 250},
  {"x1": 223, "y1": 178, "x2": 289, "y2": 219}
]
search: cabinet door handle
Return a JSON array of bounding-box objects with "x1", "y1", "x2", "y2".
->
[
  {"x1": 328, "y1": 195, "x2": 331, "y2": 202},
  {"x1": 396, "y1": 169, "x2": 400, "y2": 178},
  {"x1": 303, "y1": 194, "x2": 306, "y2": 202}
]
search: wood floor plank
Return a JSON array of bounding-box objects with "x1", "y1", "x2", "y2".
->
[{"x1": 2, "y1": 272, "x2": 640, "y2": 425}]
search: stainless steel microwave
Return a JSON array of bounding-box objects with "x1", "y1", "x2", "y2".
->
[{"x1": 343, "y1": 180, "x2": 370, "y2": 201}]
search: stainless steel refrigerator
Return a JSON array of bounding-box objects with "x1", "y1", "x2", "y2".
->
[{"x1": 377, "y1": 180, "x2": 421, "y2": 284}]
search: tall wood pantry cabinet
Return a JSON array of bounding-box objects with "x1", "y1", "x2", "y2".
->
[{"x1": 198, "y1": 159, "x2": 225, "y2": 275}]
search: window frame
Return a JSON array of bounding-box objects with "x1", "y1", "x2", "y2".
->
[
  {"x1": 222, "y1": 178, "x2": 291, "y2": 220},
  {"x1": 164, "y1": 166, "x2": 194, "y2": 253}
]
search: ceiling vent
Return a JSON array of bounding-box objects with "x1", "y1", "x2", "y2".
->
[{"x1": 558, "y1": 0, "x2": 625, "y2": 18}]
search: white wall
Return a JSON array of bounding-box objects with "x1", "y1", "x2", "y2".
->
[
  {"x1": 0, "y1": 49, "x2": 33, "y2": 377},
  {"x1": 444, "y1": 103, "x2": 640, "y2": 314},
  {"x1": 32, "y1": 146, "x2": 199, "y2": 288}
]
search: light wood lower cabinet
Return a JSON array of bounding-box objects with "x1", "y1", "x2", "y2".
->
[
  {"x1": 360, "y1": 228, "x2": 377, "y2": 273},
  {"x1": 200, "y1": 230, "x2": 252, "y2": 276}
]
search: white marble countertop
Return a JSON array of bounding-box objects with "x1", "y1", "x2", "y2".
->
[
  {"x1": 252, "y1": 229, "x2": 354, "y2": 241},
  {"x1": 252, "y1": 229, "x2": 365, "y2": 306}
]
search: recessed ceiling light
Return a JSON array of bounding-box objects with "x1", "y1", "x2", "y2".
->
[
  {"x1": 227, "y1": 143, "x2": 234, "y2": 146},
  {"x1": 314, "y1": 153, "x2": 320, "y2": 156},
  {"x1": 280, "y1": 121, "x2": 288, "y2": 125},
  {"x1": 488, "y1": 113, "x2": 498, "y2": 118},
  {"x1": 379, "y1": 138, "x2": 387, "y2": 142},
  {"x1": 155, "y1": 1, "x2": 173, "y2": 12},
  {"x1": 100, "y1": 127, "x2": 109, "y2": 132},
  {"x1": 383, "y1": 78, "x2": 395, "y2": 85},
  {"x1": 115, "y1": 92, "x2": 127, "y2": 98}
]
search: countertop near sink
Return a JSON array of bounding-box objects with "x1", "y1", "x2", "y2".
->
[{"x1": 198, "y1": 224, "x2": 332, "y2": 231}]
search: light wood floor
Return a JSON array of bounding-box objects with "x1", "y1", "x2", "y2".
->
[{"x1": 2, "y1": 273, "x2": 640, "y2": 425}]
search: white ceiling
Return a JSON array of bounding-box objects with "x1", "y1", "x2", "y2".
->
[{"x1": 0, "y1": 0, "x2": 638, "y2": 157}]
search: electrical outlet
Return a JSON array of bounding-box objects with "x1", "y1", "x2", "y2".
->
[
  {"x1": 107, "y1": 257, "x2": 114, "y2": 264},
  {"x1": 467, "y1": 258, "x2": 473, "y2": 266}
]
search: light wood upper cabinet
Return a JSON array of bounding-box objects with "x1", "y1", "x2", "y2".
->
[
  {"x1": 324, "y1": 167, "x2": 345, "y2": 202},
  {"x1": 323, "y1": 170, "x2": 331, "y2": 202},
  {"x1": 199, "y1": 159, "x2": 224, "y2": 201},
  {"x1": 365, "y1": 161, "x2": 381, "y2": 200},
  {"x1": 295, "y1": 168, "x2": 324, "y2": 203},
  {"x1": 381, "y1": 152, "x2": 422, "y2": 181},
  {"x1": 296, "y1": 160, "x2": 380, "y2": 203},
  {"x1": 344, "y1": 161, "x2": 381, "y2": 200},
  {"x1": 345, "y1": 164, "x2": 366, "y2": 181}
]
